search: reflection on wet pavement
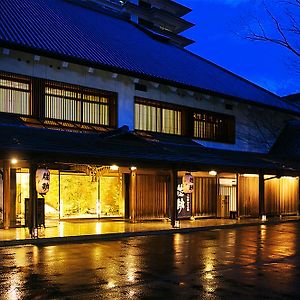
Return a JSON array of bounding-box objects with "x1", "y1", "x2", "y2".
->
[{"x1": 1, "y1": 222, "x2": 300, "y2": 299}]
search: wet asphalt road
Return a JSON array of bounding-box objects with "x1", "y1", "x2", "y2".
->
[{"x1": 1, "y1": 222, "x2": 300, "y2": 300}]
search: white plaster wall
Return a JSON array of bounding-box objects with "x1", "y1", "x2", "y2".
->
[{"x1": 0, "y1": 48, "x2": 297, "y2": 153}]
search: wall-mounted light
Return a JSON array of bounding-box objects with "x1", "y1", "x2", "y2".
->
[
  {"x1": 11, "y1": 158, "x2": 18, "y2": 165},
  {"x1": 110, "y1": 165, "x2": 119, "y2": 171},
  {"x1": 130, "y1": 166, "x2": 137, "y2": 171},
  {"x1": 62, "y1": 61, "x2": 69, "y2": 68},
  {"x1": 209, "y1": 170, "x2": 217, "y2": 176},
  {"x1": 88, "y1": 67, "x2": 94, "y2": 73},
  {"x1": 150, "y1": 82, "x2": 159, "y2": 88},
  {"x1": 2, "y1": 48, "x2": 10, "y2": 55},
  {"x1": 33, "y1": 55, "x2": 40, "y2": 62}
]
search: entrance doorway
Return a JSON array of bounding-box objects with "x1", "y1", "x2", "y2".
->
[{"x1": 15, "y1": 168, "x2": 125, "y2": 224}]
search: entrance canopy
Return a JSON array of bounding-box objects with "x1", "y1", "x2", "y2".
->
[{"x1": 0, "y1": 115, "x2": 299, "y2": 175}]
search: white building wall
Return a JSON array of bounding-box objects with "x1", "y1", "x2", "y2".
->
[{"x1": 0, "y1": 48, "x2": 296, "y2": 153}]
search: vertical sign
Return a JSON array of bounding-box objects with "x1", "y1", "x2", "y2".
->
[{"x1": 176, "y1": 178, "x2": 192, "y2": 219}]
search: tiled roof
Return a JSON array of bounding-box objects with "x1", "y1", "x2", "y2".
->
[{"x1": 0, "y1": 0, "x2": 299, "y2": 113}]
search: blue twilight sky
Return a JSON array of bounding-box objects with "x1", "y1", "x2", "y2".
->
[{"x1": 179, "y1": 0, "x2": 300, "y2": 97}]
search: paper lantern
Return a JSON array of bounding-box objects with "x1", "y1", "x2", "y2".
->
[
  {"x1": 182, "y1": 172, "x2": 193, "y2": 194},
  {"x1": 36, "y1": 168, "x2": 50, "y2": 194}
]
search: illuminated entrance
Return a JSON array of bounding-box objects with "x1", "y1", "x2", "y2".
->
[{"x1": 16, "y1": 168, "x2": 124, "y2": 223}]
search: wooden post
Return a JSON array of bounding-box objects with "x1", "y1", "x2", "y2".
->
[
  {"x1": 236, "y1": 173, "x2": 239, "y2": 219},
  {"x1": 259, "y1": 173, "x2": 265, "y2": 217},
  {"x1": 298, "y1": 177, "x2": 300, "y2": 216},
  {"x1": 3, "y1": 160, "x2": 11, "y2": 229},
  {"x1": 169, "y1": 169, "x2": 177, "y2": 228},
  {"x1": 10, "y1": 169, "x2": 17, "y2": 227},
  {"x1": 129, "y1": 170, "x2": 137, "y2": 223},
  {"x1": 29, "y1": 165, "x2": 38, "y2": 237}
]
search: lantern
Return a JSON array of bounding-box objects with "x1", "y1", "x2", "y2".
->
[
  {"x1": 36, "y1": 168, "x2": 50, "y2": 194},
  {"x1": 182, "y1": 172, "x2": 193, "y2": 194}
]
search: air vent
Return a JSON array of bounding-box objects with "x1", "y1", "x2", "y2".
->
[
  {"x1": 135, "y1": 83, "x2": 147, "y2": 92},
  {"x1": 225, "y1": 103, "x2": 233, "y2": 110}
]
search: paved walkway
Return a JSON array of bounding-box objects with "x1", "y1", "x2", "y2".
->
[{"x1": 0, "y1": 216, "x2": 299, "y2": 247}]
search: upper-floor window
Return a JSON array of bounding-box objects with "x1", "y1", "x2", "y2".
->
[
  {"x1": 193, "y1": 111, "x2": 235, "y2": 143},
  {"x1": 135, "y1": 97, "x2": 235, "y2": 143},
  {"x1": 135, "y1": 98, "x2": 182, "y2": 135},
  {"x1": 0, "y1": 73, "x2": 31, "y2": 115},
  {"x1": 45, "y1": 81, "x2": 113, "y2": 126}
]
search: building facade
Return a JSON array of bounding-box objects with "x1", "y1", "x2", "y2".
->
[{"x1": 0, "y1": 0, "x2": 299, "y2": 232}]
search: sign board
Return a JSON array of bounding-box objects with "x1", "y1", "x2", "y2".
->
[
  {"x1": 219, "y1": 178, "x2": 236, "y2": 186},
  {"x1": 176, "y1": 179, "x2": 192, "y2": 219}
]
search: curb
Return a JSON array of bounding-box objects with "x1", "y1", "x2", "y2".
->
[{"x1": 0, "y1": 218, "x2": 299, "y2": 247}]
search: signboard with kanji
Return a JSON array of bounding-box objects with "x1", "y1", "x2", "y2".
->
[{"x1": 176, "y1": 178, "x2": 192, "y2": 219}]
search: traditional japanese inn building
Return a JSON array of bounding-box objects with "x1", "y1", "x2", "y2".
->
[{"x1": 0, "y1": 0, "x2": 300, "y2": 232}]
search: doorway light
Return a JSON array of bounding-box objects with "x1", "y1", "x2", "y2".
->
[
  {"x1": 209, "y1": 170, "x2": 217, "y2": 176},
  {"x1": 11, "y1": 158, "x2": 18, "y2": 164},
  {"x1": 110, "y1": 165, "x2": 119, "y2": 171}
]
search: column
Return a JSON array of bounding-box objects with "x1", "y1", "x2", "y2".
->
[
  {"x1": 29, "y1": 165, "x2": 38, "y2": 236},
  {"x1": 129, "y1": 170, "x2": 137, "y2": 223},
  {"x1": 3, "y1": 160, "x2": 10, "y2": 229},
  {"x1": 236, "y1": 173, "x2": 239, "y2": 219},
  {"x1": 169, "y1": 169, "x2": 177, "y2": 228},
  {"x1": 259, "y1": 173, "x2": 265, "y2": 218}
]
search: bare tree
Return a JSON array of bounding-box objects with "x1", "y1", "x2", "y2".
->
[{"x1": 240, "y1": 0, "x2": 300, "y2": 64}]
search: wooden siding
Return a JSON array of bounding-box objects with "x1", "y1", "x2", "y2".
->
[
  {"x1": 193, "y1": 177, "x2": 217, "y2": 216},
  {"x1": 219, "y1": 185, "x2": 236, "y2": 212},
  {"x1": 135, "y1": 174, "x2": 168, "y2": 219},
  {"x1": 238, "y1": 176, "x2": 259, "y2": 217},
  {"x1": 265, "y1": 177, "x2": 299, "y2": 216}
]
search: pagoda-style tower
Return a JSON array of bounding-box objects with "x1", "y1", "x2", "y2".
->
[
  {"x1": 123, "y1": 0, "x2": 194, "y2": 47},
  {"x1": 67, "y1": 0, "x2": 194, "y2": 47}
]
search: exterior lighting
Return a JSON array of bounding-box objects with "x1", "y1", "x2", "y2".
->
[
  {"x1": 242, "y1": 174, "x2": 259, "y2": 177},
  {"x1": 11, "y1": 158, "x2": 18, "y2": 164},
  {"x1": 209, "y1": 170, "x2": 217, "y2": 176},
  {"x1": 110, "y1": 165, "x2": 119, "y2": 171},
  {"x1": 130, "y1": 166, "x2": 137, "y2": 171}
]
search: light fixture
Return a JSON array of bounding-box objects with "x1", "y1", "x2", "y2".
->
[
  {"x1": 242, "y1": 174, "x2": 259, "y2": 177},
  {"x1": 130, "y1": 166, "x2": 137, "y2": 171},
  {"x1": 11, "y1": 158, "x2": 18, "y2": 164},
  {"x1": 2, "y1": 48, "x2": 10, "y2": 55},
  {"x1": 110, "y1": 165, "x2": 119, "y2": 171},
  {"x1": 33, "y1": 55, "x2": 40, "y2": 62},
  {"x1": 62, "y1": 61, "x2": 69, "y2": 68},
  {"x1": 88, "y1": 67, "x2": 94, "y2": 73},
  {"x1": 209, "y1": 170, "x2": 217, "y2": 176}
]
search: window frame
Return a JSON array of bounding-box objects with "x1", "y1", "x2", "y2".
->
[
  {"x1": 135, "y1": 96, "x2": 235, "y2": 144},
  {"x1": 135, "y1": 97, "x2": 184, "y2": 136},
  {"x1": 193, "y1": 108, "x2": 235, "y2": 144},
  {"x1": 0, "y1": 72, "x2": 32, "y2": 116}
]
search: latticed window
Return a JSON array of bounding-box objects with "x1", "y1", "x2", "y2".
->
[
  {"x1": 193, "y1": 111, "x2": 235, "y2": 143},
  {"x1": 0, "y1": 73, "x2": 31, "y2": 115},
  {"x1": 45, "y1": 82, "x2": 111, "y2": 126},
  {"x1": 135, "y1": 98, "x2": 182, "y2": 135}
]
